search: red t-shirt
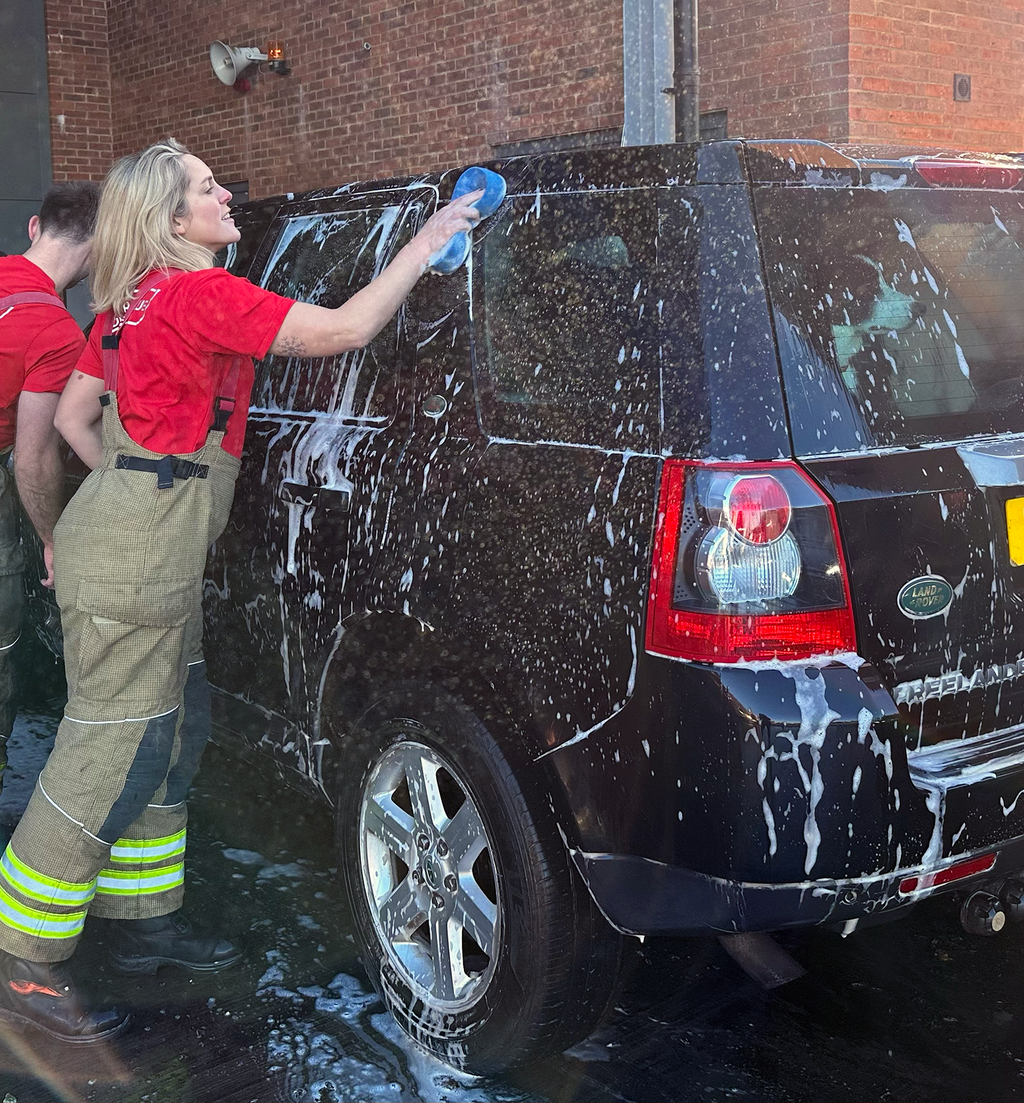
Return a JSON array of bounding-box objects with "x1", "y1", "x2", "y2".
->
[
  {"x1": 76, "y1": 267, "x2": 294, "y2": 458},
  {"x1": 0, "y1": 255, "x2": 86, "y2": 451}
]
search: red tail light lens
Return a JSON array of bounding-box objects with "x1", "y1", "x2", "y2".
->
[
  {"x1": 646, "y1": 460, "x2": 856, "y2": 663},
  {"x1": 915, "y1": 161, "x2": 1024, "y2": 190},
  {"x1": 726, "y1": 475, "x2": 791, "y2": 544}
]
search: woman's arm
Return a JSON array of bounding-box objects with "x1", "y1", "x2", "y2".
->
[
  {"x1": 267, "y1": 189, "x2": 483, "y2": 358},
  {"x1": 54, "y1": 370, "x2": 105, "y2": 470}
]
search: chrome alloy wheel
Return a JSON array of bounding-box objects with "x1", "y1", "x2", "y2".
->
[{"x1": 358, "y1": 739, "x2": 501, "y2": 1010}]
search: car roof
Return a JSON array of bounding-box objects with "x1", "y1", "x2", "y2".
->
[{"x1": 237, "y1": 139, "x2": 1024, "y2": 215}]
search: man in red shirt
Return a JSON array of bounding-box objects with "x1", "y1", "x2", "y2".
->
[{"x1": 0, "y1": 182, "x2": 99, "y2": 780}]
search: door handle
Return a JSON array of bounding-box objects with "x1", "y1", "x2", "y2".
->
[
  {"x1": 279, "y1": 481, "x2": 351, "y2": 512},
  {"x1": 280, "y1": 480, "x2": 317, "y2": 505},
  {"x1": 319, "y1": 488, "x2": 351, "y2": 512}
]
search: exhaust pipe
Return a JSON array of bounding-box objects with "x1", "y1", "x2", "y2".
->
[
  {"x1": 960, "y1": 890, "x2": 1007, "y2": 936},
  {"x1": 717, "y1": 932, "x2": 805, "y2": 988},
  {"x1": 999, "y1": 877, "x2": 1024, "y2": 923}
]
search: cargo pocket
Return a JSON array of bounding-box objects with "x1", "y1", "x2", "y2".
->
[{"x1": 69, "y1": 578, "x2": 200, "y2": 713}]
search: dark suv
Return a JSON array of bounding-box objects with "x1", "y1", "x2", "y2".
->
[{"x1": 50, "y1": 139, "x2": 1024, "y2": 1071}]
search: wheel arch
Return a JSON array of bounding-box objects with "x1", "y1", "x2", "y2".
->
[
  {"x1": 315, "y1": 611, "x2": 587, "y2": 854},
  {"x1": 325, "y1": 637, "x2": 628, "y2": 1070}
]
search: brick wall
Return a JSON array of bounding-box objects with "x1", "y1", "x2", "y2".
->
[
  {"x1": 44, "y1": 1, "x2": 1024, "y2": 199},
  {"x1": 102, "y1": 0, "x2": 624, "y2": 199},
  {"x1": 699, "y1": 0, "x2": 851, "y2": 142},
  {"x1": 44, "y1": 0, "x2": 112, "y2": 182},
  {"x1": 849, "y1": 0, "x2": 1024, "y2": 151}
]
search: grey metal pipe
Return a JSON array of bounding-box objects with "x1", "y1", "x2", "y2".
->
[{"x1": 673, "y1": 0, "x2": 700, "y2": 143}]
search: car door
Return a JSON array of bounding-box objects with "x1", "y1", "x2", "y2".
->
[
  {"x1": 442, "y1": 182, "x2": 665, "y2": 750},
  {"x1": 204, "y1": 185, "x2": 433, "y2": 786}
]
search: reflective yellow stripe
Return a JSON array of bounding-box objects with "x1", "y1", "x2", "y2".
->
[
  {"x1": 109, "y1": 829, "x2": 186, "y2": 864},
  {"x1": 0, "y1": 880, "x2": 87, "y2": 940},
  {"x1": 95, "y1": 862, "x2": 184, "y2": 897},
  {"x1": 0, "y1": 847, "x2": 96, "y2": 906}
]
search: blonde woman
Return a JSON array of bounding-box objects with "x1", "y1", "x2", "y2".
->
[{"x1": 0, "y1": 138, "x2": 480, "y2": 1043}]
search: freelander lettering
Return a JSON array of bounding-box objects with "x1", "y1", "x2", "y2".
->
[{"x1": 895, "y1": 657, "x2": 1024, "y2": 707}]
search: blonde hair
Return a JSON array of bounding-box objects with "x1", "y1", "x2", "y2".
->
[{"x1": 90, "y1": 138, "x2": 215, "y2": 315}]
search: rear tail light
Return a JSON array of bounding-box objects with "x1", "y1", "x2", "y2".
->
[
  {"x1": 645, "y1": 460, "x2": 856, "y2": 663},
  {"x1": 914, "y1": 160, "x2": 1024, "y2": 190}
]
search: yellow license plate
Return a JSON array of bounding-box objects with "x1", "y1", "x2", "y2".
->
[{"x1": 1007, "y1": 497, "x2": 1024, "y2": 565}]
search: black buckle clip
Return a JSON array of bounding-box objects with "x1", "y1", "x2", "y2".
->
[
  {"x1": 211, "y1": 396, "x2": 235, "y2": 433},
  {"x1": 155, "y1": 455, "x2": 174, "y2": 490},
  {"x1": 101, "y1": 334, "x2": 120, "y2": 350}
]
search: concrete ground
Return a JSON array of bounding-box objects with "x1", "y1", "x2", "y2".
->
[{"x1": 2, "y1": 643, "x2": 1024, "y2": 1102}]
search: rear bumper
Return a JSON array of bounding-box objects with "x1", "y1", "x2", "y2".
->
[{"x1": 574, "y1": 832, "x2": 1024, "y2": 936}]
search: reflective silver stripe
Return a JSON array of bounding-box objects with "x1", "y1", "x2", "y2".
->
[
  {"x1": 0, "y1": 851, "x2": 95, "y2": 906},
  {"x1": 96, "y1": 864, "x2": 184, "y2": 896},
  {"x1": 109, "y1": 831, "x2": 186, "y2": 864},
  {"x1": 63, "y1": 705, "x2": 178, "y2": 725},
  {"x1": 0, "y1": 882, "x2": 87, "y2": 939},
  {"x1": 37, "y1": 779, "x2": 106, "y2": 844}
]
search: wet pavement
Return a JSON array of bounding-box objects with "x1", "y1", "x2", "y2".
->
[{"x1": 5, "y1": 643, "x2": 1024, "y2": 1102}]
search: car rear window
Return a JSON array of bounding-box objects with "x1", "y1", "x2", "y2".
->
[{"x1": 757, "y1": 185, "x2": 1024, "y2": 454}]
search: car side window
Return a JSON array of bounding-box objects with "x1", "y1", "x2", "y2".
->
[
  {"x1": 474, "y1": 192, "x2": 660, "y2": 450},
  {"x1": 252, "y1": 205, "x2": 417, "y2": 419}
]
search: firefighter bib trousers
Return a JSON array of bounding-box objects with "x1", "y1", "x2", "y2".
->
[{"x1": 0, "y1": 387, "x2": 240, "y2": 962}]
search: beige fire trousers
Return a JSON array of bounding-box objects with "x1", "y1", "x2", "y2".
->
[{"x1": 0, "y1": 394, "x2": 239, "y2": 962}]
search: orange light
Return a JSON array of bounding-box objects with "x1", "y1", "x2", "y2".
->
[{"x1": 267, "y1": 40, "x2": 284, "y2": 61}]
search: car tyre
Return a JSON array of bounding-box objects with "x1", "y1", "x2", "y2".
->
[{"x1": 334, "y1": 685, "x2": 624, "y2": 1072}]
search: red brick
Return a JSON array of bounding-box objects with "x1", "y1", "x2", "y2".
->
[{"x1": 42, "y1": 0, "x2": 1024, "y2": 195}]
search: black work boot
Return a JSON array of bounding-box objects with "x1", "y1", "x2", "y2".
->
[
  {"x1": 108, "y1": 911, "x2": 242, "y2": 975},
  {"x1": 0, "y1": 951, "x2": 130, "y2": 1044}
]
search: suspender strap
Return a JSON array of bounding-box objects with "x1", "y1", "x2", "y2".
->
[
  {"x1": 0, "y1": 292, "x2": 66, "y2": 316},
  {"x1": 101, "y1": 319, "x2": 119, "y2": 391},
  {"x1": 211, "y1": 356, "x2": 243, "y2": 433}
]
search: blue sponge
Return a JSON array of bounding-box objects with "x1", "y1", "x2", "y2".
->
[{"x1": 428, "y1": 167, "x2": 507, "y2": 275}]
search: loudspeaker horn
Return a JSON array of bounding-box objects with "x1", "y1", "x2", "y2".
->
[{"x1": 209, "y1": 41, "x2": 267, "y2": 85}]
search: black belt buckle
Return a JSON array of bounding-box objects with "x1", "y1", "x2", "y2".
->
[
  {"x1": 212, "y1": 396, "x2": 235, "y2": 433},
  {"x1": 155, "y1": 455, "x2": 174, "y2": 489}
]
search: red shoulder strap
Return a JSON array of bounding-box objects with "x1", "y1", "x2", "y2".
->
[
  {"x1": 101, "y1": 312, "x2": 118, "y2": 391},
  {"x1": 0, "y1": 291, "x2": 66, "y2": 316},
  {"x1": 211, "y1": 356, "x2": 244, "y2": 433}
]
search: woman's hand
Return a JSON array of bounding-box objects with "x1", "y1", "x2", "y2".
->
[{"x1": 404, "y1": 189, "x2": 483, "y2": 270}]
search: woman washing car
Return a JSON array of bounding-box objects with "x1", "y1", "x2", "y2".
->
[{"x1": 0, "y1": 137, "x2": 482, "y2": 1044}]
